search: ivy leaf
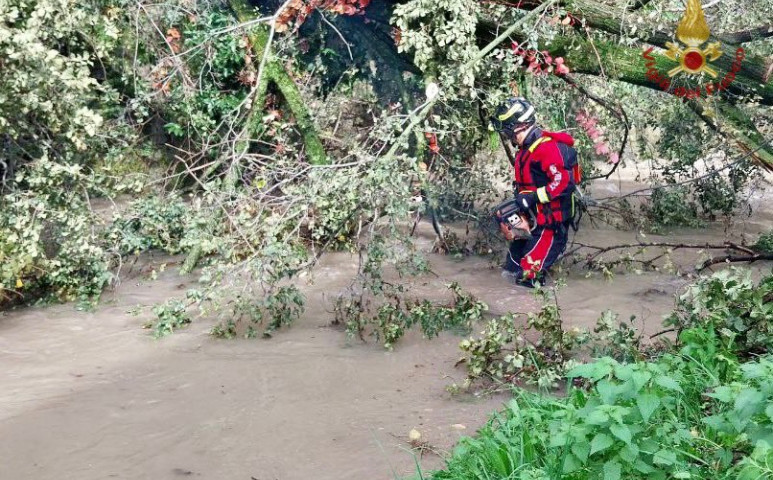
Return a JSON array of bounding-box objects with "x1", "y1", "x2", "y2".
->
[
  {"x1": 590, "y1": 433, "x2": 615, "y2": 455},
  {"x1": 637, "y1": 394, "x2": 661, "y2": 422},
  {"x1": 603, "y1": 460, "x2": 622, "y2": 480}
]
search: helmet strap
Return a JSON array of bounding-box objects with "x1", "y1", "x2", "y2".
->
[{"x1": 513, "y1": 124, "x2": 536, "y2": 146}]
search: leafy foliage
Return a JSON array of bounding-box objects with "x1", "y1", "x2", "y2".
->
[
  {"x1": 1, "y1": 159, "x2": 112, "y2": 306},
  {"x1": 433, "y1": 329, "x2": 773, "y2": 480},
  {"x1": 339, "y1": 282, "x2": 486, "y2": 349},
  {"x1": 0, "y1": 0, "x2": 138, "y2": 306},
  {"x1": 150, "y1": 298, "x2": 193, "y2": 338},
  {"x1": 664, "y1": 268, "x2": 773, "y2": 357},
  {"x1": 433, "y1": 269, "x2": 773, "y2": 479},
  {"x1": 456, "y1": 269, "x2": 772, "y2": 389},
  {"x1": 643, "y1": 186, "x2": 701, "y2": 230},
  {"x1": 210, "y1": 285, "x2": 305, "y2": 339},
  {"x1": 0, "y1": 0, "x2": 118, "y2": 155},
  {"x1": 106, "y1": 195, "x2": 189, "y2": 256},
  {"x1": 392, "y1": 0, "x2": 480, "y2": 88},
  {"x1": 753, "y1": 231, "x2": 773, "y2": 254}
]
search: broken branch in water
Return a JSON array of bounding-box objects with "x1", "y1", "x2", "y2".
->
[
  {"x1": 564, "y1": 240, "x2": 769, "y2": 272},
  {"x1": 698, "y1": 253, "x2": 773, "y2": 271}
]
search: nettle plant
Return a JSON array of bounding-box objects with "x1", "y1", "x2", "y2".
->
[{"x1": 433, "y1": 271, "x2": 773, "y2": 480}]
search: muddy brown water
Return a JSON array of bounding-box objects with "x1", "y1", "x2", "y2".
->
[{"x1": 2, "y1": 178, "x2": 772, "y2": 480}]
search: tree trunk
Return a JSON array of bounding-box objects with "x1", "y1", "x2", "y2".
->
[
  {"x1": 231, "y1": 0, "x2": 328, "y2": 165},
  {"x1": 474, "y1": 20, "x2": 773, "y2": 170}
]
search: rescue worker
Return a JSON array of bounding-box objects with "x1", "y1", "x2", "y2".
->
[{"x1": 490, "y1": 97, "x2": 579, "y2": 288}]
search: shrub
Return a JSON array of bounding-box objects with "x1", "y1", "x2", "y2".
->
[
  {"x1": 106, "y1": 195, "x2": 189, "y2": 256},
  {"x1": 210, "y1": 285, "x2": 306, "y2": 339},
  {"x1": 663, "y1": 268, "x2": 773, "y2": 357},
  {"x1": 432, "y1": 270, "x2": 773, "y2": 480}
]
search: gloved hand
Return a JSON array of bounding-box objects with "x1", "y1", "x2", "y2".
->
[{"x1": 515, "y1": 191, "x2": 538, "y2": 212}]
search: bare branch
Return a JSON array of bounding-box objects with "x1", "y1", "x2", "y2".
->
[{"x1": 717, "y1": 23, "x2": 773, "y2": 44}]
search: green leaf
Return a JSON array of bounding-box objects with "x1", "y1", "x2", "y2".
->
[
  {"x1": 597, "y1": 380, "x2": 618, "y2": 404},
  {"x1": 586, "y1": 408, "x2": 610, "y2": 425},
  {"x1": 735, "y1": 388, "x2": 765, "y2": 416},
  {"x1": 563, "y1": 453, "x2": 582, "y2": 474},
  {"x1": 673, "y1": 472, "x2": 691, "y2": 479},
  {"x1": 572, "y1": 441, "x2": 591, "y2": 463},
  {"x1": 610, "y1": 423, "x2": 632, "y2": 445},
  {"x1": 631, "y1": 371, "x2": 652, "y2": 391},
  {"x1": 765, "y1": 403, "x2": 773, "y2": 422},
  {"x1": 549, "y1": 432, "x2": 569, "y2": 447},
  {"x1": 707, "y1": 386, "x2": 735, "y2": 403},
  {"x1": 619, "y1": 443, "x2": 640, "y2": 463},
  {"x1": 633, "y1": 459, "x2": 655, "y2": 474},
  {"x1": 603, "y1": 460, "x2": 622, "y2": 480},
  {"x1": 568, "y1": 359, "x2": 614, "y2": 381},
  {"x1": 637, "y1": 394, "x2": 661, "y2": 422},
  {"x1": 655, "y1": 375, "x2": 683, "y2": 393},
  {"x1": 567, "y1": 362, "x2": 600, "y2": 379},
  {"x1": 653, "y1": 449, "x2": 677, "y2": 466},
  {"x1": 590, "y1": 433, "x2": 615, "y2": 455}
]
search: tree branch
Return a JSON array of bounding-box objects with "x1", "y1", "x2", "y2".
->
[
  {"x1": 686, "y1": 99, "x2": 773, "y2": 172},
  {"x1": 230, "y1": 0, "x2": 328, "y2": 165},
  {"x1": 567, "y1": 240, "x2": 770, "y2": 273},
  {"x1": 699, "y1": 253, "x2": 773, "y2": 271},
  {"x1": 718, "y1": 24, "x2": 773, "y2": 45},
  {"x1": 476, "y1": 0, "x2": 773, "y2": 96},
  {"x1": 559, "y1": 74, "x2": 630, "y2": 180}
]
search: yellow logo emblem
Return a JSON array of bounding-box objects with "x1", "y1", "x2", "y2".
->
[{"x1": 664, "y1": 0, "x2": 722, "y2": 77}]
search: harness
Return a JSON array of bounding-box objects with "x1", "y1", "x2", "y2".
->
[
  {"x1": 528, "y1": 136, "x2": 551, "y2": 153},
  {"x1": 513, "y1": 135, "x2": 584, "y2": 231},
  {"x1": 514, "y1": 136, "x2": 552, "y2": 192}
]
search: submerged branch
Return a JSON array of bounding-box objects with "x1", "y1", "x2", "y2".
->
[{"x1": 699, "y1": 253, "x2": 773, "y2": 271}]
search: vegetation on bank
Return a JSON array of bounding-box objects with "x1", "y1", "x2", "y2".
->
[{"x1": 428, "y1": 269, "x2": 773, "y2": 480}]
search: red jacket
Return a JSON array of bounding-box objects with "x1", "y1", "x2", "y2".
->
[{"x1": 513, "y1": 128, "x2": 576, "y2": 226}]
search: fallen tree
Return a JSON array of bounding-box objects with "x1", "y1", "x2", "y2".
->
[{"x1": 269, "y1": 0, "x2": 772, "y2": 169}]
